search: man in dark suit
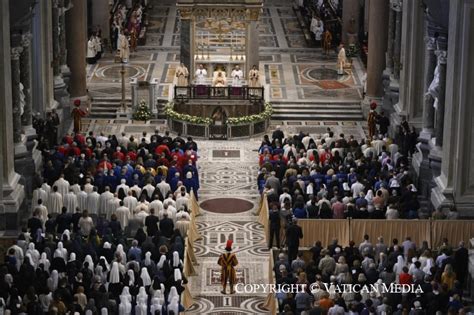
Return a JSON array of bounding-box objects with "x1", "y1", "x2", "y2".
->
[
  {"x1": 286, "y1": 217, "x2": 303, "y2": 263},
  {"x1": 145, "y1": 208, "x2": 159, "y2": 236},
  {"x1": 159, "y1": 212, "x2": 174, "y2": 238},
  {"x1": 27, "y1": 210, "x2": 43, "y2": 237}
]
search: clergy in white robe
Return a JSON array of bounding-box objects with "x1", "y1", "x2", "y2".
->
[
  {"x1": 134, "y1": 209, "x2": 148, "y2": 225},
  {"x1": 176, "y1": 193, "x2": 189, "y2": 211},
  {"x1": 84, "y1": 179, "x2": 94, "y2": 194},
  {"x1": 48, "y1": 186, "x2": 63, "y2": 214},
  {"x1": 63, "y1": 190, "x2": 78, "y2": 214},
  {"x1": 34, "y1": 200, "x2": 49, "y2": 225},
  {"x1": 70, "y1": 183, "x2": 81, "y2": 194},
  {"x1": 149, "y1": 199, "x2": 163, "y2": 214},
  {"x1": 53, "y1": 175, "x2": 70, "y2": 197},
  {"x1": 175, "y1": 212, "x2": 190, "y2": 238},
  {"x1": 135, "y1": 200, "x2": 149, "y2": 214},
  {"x1": 77, "y1": 189, "x2": 88, "y2": 212},
  {"x1": 116, "y1": 179, "x2": 130, "y2": 196},
  {"x1": 194, "y1": 64, "x2": 207, "y2": 85},
  {"x1": 157, "y1": 179, "x2": 171, "y2": 198},
  {"x1": 130, "y1": 185, "x2": 142, "y2": 197},
  {"x1": 142, "y1": 182, "x2": 156, "y2": 199},
  {"x1": 231, "y1": 66, "x2": 243, "y2": 86},
  {"x1": 41, "y1": 183, "x2": 51, "y2": 195},
  {"x1": 116, "y1": 202, "x2": 130, "y2": 228},
  {"x1": 99, "y1": 187, "x2": 114, "y2": 217},
  {"x1": 123, "y1": 191, "x2": 138, "y2": 216},
  {"x1": 87, "y1": 188, "x2": 100, "y2": 215},
  {"x1": 106, "y1": 195, "x2": 121, "y2": 220},
  {"x1": 337, "y1": 44, "x2": 348, "y2": 75},
  {"x1": 32, "y1": 187, "x2": 48, "y2": 211}
]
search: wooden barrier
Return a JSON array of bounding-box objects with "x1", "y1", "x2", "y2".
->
[
  {"x1": 190, "y1": 190, "x2": 201, "y2": 216},
  {"x1": 431, "y1": 220, "x2": 474, "y2": 249},
  {"x1": 181, "y1": 284, "x2": 194, "y2": 309},
  {"x1": 257, "y1": 195, "x2": 473, "y2": 249},
  {"x1": 184, "y1": 238, "x2": 197, "y2": 277},
  {"x1": 298, "y1": 219, "x2": 350, "y2": 247},
  {"x1": 262, "y1": 251, "x2": 278, "y2": 314},
  {"x1": 350, "y1": 219, "x2": 431, "y2": 247},
  {"x1": 257, "y1": 194, "x2": 270, "y2": 243}
]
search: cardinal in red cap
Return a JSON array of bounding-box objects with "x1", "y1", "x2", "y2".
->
[
  {"x1": 217, "y1": 239, "x2": 239, "y2": 294},
  {"x1": 71, "y1": 99, "x2": 89, "y2": 133}
]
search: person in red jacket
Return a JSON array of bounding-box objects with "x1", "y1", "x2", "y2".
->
[{"x1": 398, "y1": 266, "x2": 413, "y2": 285}]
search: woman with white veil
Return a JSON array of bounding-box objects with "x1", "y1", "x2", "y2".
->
[
  {"x1": 392, "y1": 255, "x2": 405, "y2": 282},
  {"x1": 84, "y1": 255, "x2": 94, "y2": 271},
  {"x1": 118, "y1": 286, "x2": 132, "y2": 315},
  {"x1": 172, "y1": 251, "x2": 183, "y2": 270},
  {"x1": 135, "y1": 286, "x2": 148, "y2": 315},
  {"x1": 47, "y1": 270, "x2": 59, "y2": 292},
  {"x1": 140, "y1": 267, "x2": 152, "y2": 287},
  {"x1": 39, "y1": 252, "x2": 51, "y2": 272},
  {"x1": 168, "y1": 295, "x2": 180, "y2": 315},
  {"x1": 53, "y1": 242, "x2": 68, "y2": 261},
  {"x1": 168, "y1": 286, "x2": 179, "y2": 304},
  {"x1": 26, "y1": 243, "x2": 40, "y2": 267},
  {"x1": 115, "y1": 244, "x2": 127, "y2": 263},
  {"x1": 150, "y1": 295, "x2": 162, "y2": 315}
]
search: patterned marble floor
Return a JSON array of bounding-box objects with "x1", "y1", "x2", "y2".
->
[{"x1": 82, "y1": 0, "x2": 369, "y2": 312}]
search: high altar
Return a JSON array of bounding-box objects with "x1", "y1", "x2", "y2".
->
[
  {"x1": 177, "y1": 0, "x2": 262, "y2": 82},
  {"x1": 171, "y1": 0, "x2": 267, "y2": 139}
]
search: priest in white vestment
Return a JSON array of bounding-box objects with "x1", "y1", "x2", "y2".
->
[
  {"x1": 124, "y1": 191, "x2": 138, "y2": 215},
  {"x1": 48, "y1": 186, "x2": 63, "y2": 214},
  {"x1": 116, "y1": 201, "x2": 131, "y2": 228},
  {"x1": 106, "y1": 195, "x2": 121, "y2": 220},
  {"x1": 53, "y1": 175, "x2": 70, "y2": 197},
  {"x1": 76, "y1": 188, "x2": 88, "y2": 212},
  {"x1": 63, "y1": 189, "x2": 78, "y2": 213},
  {"x1": 337, "y1": 44, "x2": 348, "y2": 75},
  {"x1": 99, "y1": 187, "x2": 114, "y2": 217},
  {"x1": 195, "y1": 64, "x2": 208, "y2": 95},
  {"x1": 87, "y1": 188, "x2": 100, "y2": 215},
  {"x1": 32, "y1": 187, "x2": 48, "y2": 211}
]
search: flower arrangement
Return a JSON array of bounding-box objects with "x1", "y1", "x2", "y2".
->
[
  {"x1": 226, "y1": 102, "x2": 273, "y2": 125},
  {"x1": 164, "y1": 102, "x2": 273, "y2": 125},
  {"x1": 132, "y1": 99, "x2": 152, "y2": 121},
  {"x1": 164, "y1": 102, "x2": 213, "y2": 125}
]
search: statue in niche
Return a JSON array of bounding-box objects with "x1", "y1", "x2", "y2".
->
[{"x1": 427, "y1": 63, "x2": 440, "y2": 109}]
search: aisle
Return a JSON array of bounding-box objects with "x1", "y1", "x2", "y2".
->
[{"x1": 187, "y1": 140, "x2": 271, "y2": 314}]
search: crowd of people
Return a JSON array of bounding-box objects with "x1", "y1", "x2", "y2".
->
[
  {"x1": 258, "y1": 125, "x2": 420, "y2": 228},
  {"x1": 1, "y1": 129, "x2": 201, "y2": 314},
  {"x1": 272, "y1": 235, "x2": 471, "y2": 314},
  {"x1": 257, "y1": 125, "x2": 472, "y2": 314}
]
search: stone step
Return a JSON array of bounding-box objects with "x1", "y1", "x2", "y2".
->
[
  {"x1": 272, "y1": 113, "x2": 363, "y2": 120},
  {"x1": 272, "y1": 103, "x2": 362, "y2": 109}
]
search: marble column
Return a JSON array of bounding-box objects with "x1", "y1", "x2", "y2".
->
[
  {"x1": 65, "y1": 0, "x2": 87, "y2": 97},
  {"x1": 386, "y1": 7, "x2": 395, "y2": 70},
  {"x1": 0, "y1": 0, "x2": 25, "y2": 229},
  {"x1": 366, "y1": 0, "x2": 389, "y2": 98},
  {"x1": 19, "y1": 33, "x2": 36, "y2": 140},
  {"x1": 434, "y1": 50, "x2": 447, "y2": 147},
  {"x1": 421, "y1": 36, "x2": 436, "y2": 132},
  {"x1": 342, "y1": 0, "x2": 359, "y2": 44},
  {"x1": 179, "y1": 14, "x2": 193, "y2": 72},
  {"x1": 11, "y1": 46, "x2": 24, "y2": 146},
  {"x1": 246, "y1": 20, "x2": 259, "y2": 72},
  {"x1": 393, "y1": 8, "x2": 402, "y2": 80},
  {"x1": 59, "y1": 0, "x2": 71, "y2": 78},
  {"x1": 52, "y1": 0, "x2": 61, "y2": 78}
]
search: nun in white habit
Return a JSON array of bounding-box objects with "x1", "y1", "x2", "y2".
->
[
  {"x1": 140, "y1": 267, "x2": 152, "y2": 287},
  {"x1": 39, "y1": 252, "x2": 51, "y2": 271},
  {"x1": 84, "y1": 255, "x2": 94, "y2": 271},
  {"x1": 53, "y1": 242, "x2": 68, "y2": 261},
  {"x1": 118, "y1": 286, "x2": 132, "y2": 315},
  {"x1": 135, "y1": 286, "x2": 148, "y2": 315},
  {"x1": 115, "y1": 244, "x2": 127, "y2": 263}
]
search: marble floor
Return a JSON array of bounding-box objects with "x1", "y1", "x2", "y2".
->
[{"x1": 82, "y1": 0, "x2": 369, "y2": 313}]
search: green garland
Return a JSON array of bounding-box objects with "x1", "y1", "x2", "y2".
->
[
  {"x1": 164, "y1": 102, "x2": 213, "y2": 125},
  {"x1": 164, "y1": 102, "x2": 273, "y2": 125},
  {"x1": 226, "y1": 102, "x2": 273, "y2": 125},
  {"x1": 346, "y1": 43, "x2": 360, "y2": 58},
  {"x1": 132, "y1": 99, "x2": 152, "y2": 121}
]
